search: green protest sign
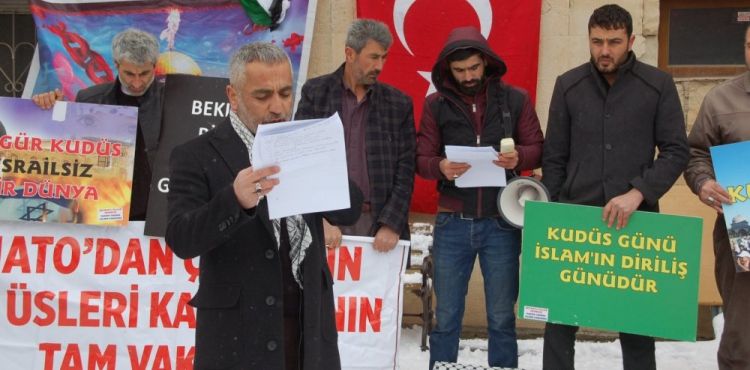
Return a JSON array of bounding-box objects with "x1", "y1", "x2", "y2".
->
[{"x1": 518, "y1": 201, "x2": 702, "y2": 341}]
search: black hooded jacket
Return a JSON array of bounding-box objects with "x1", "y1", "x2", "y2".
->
[{"x1": 416, "y1": 26, "x2": 543, "y2": 217}]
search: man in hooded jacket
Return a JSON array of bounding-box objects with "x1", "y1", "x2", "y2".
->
[{"x1": 416, "y1": 26, "x2": 544, "y2": 369}]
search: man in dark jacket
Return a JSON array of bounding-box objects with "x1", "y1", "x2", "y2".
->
[
  {"x1": 32, "y1": 28, "x2": 163, "y2": 221},
  {"x1": 165, "y1": 42, "x2": 362, "y2": 370},
  {"x1": 416, "y1": 26, "x2": 544, "y2": 369},
  {"x1": 541, "y1": 5, "x2": 689, "y2": 370},
  {"x1": 295, "y1": 19, "x2": 415, "y2": 252}
]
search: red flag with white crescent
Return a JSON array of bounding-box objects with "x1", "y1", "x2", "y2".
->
[{"x1": 357, "y1": 0, "x2": 542, "y2": 213}]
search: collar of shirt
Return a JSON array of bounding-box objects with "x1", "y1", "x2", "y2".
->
[{"x1": 341, "y1": 78, "x2": 374, "y2": 102}]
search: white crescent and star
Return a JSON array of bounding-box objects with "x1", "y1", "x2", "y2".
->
[{"x1": 392, "y1": 0, "x2": 493, "y2": 96}]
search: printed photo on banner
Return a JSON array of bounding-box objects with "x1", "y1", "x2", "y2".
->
[
  {"x1": 0, "y1": 97, "x2": 137, "y2": 225},
  {"x1": 25, "y1": 0, "x2": 316, "y2": 103},
  {"x1": 710, "y1": 140, "x2": 750, "y2": 273},
  {"x1": 518, "y1": 201, "x2": 702, "y2": 341},
  {"x1": 328, "y1": 236, "x2": 409, "y2": 370}
]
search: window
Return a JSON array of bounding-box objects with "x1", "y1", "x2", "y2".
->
[
  {"x1": 659, "y1": 0, "x2": 749, "y2": 77},
  {"x1": 0, "y1": 2, "x2": 36, "y2": 97}
]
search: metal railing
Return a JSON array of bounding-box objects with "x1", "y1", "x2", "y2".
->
[{"x1": 0, "y1": 12, "x2": 37, "y2": 97}]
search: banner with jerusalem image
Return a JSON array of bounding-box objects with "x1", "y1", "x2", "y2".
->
[
  {"x1": 518, "y1": 201, "x2": 702, "y2": 341},
  {"x1": 0, "y1": 97, "x2": 137, "y2": 225},
  {"x1": 710, "y1": 140, "x2": 750, "y2": 272}
]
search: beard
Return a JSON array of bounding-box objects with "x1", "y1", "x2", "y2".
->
[
  {"x1": 592, "y1": 50, "x2": 630, "y2": 76},
  {"x1": 594, "y1": 57, "x2": 618, "y2": 74},
  {"x1": 359, "y1": 70, "x2": 380, "y2": 87},
  {"x1": 457, "y1": 78, "x2": 483, "y2": 96}
]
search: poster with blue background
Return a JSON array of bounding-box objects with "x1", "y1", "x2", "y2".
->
[{"x1": 710, "y1": 140, "x2": 750, "y2": 272}]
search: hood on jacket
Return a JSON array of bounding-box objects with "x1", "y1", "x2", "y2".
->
[{"x1": 431, "y1": 26, "x2": 507, "y2": 95}]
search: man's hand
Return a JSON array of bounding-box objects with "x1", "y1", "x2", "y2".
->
[
  {"x1": 439, "y1": 158, "x2": 471, "y2": 180},
  {"x1": 233, "y1": 165, "x2": 280, "y2": 209},
  {"x1": 699, "y1": 179, "x2": 732, "y2": 213},
  {"x1": 322, "y1": 219, "x2": 342, "y2": 249},
  {"x1": 602, "y1": 188, "x2": 644, "y2": 230},
  {"x1": 31, "y1": 89, "x2": 64, "y2": 110},
  {"x1": 493, "y1": 149, "x2": 518, "y2": 169},
  {"x1": 373, "y1": 225, "x2": 399, "y2": 252}
]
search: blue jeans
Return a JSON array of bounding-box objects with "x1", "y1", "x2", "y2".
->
[{"x1": 429, "y1": 212, "x2": 521, "y2": 369}]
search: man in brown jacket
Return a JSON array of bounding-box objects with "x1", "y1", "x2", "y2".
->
[{"x1": 684, "y1": 23, "x2": 750, "y2": 370}]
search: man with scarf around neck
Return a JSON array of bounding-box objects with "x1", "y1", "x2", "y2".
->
[
  {"x1": 32, "y1": 28, "x2": 164, "y2": 221},
  {"x1": 165, "y1": 42, "x2": 362, "y2": 370},
  {"x1": 416, "y1": 26, "x2": 544, "y2": 369},
  {"x1": 542, "y1": 5, "x2": 689, "y2": 369}
]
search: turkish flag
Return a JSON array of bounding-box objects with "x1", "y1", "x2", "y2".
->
[{"x1": 357, "y1": 0, "x2": 542, "y2": 213}]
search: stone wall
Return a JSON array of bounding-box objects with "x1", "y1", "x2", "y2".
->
[{"x1": 535, "y1": 0, "x2": 656, "y2": 128}]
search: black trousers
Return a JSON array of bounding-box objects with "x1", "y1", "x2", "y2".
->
[{"x1": 542, "y1": 322, "x2": 655, "y2": 370}]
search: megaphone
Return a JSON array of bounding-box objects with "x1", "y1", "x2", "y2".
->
[{"x1": 497, "y1": 176, "x2": 550, "y2": 228}]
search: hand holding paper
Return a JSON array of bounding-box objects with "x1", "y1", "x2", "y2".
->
[
  {"x1": 251, "y1": 113, "x2": 350, "y2": 219},
  {"x1": 439, "y1": 158, "x2": 471, "y2": 179},
  {"x1": 698, "y1": 179, "x2": 732, "y2": 214},
  {"x1": 444, "y1": 145, "x2": 507, "y2": 188}
]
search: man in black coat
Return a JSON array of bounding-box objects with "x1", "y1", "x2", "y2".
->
[
  {"x1": 165, "y1": 42, "x2": 361, "y2": 370},
  {"x1": 32, "y1": 28, "x2": 163, "y2": 221},
  {"x1": 541, "y1": 5, "x2": 689, "y2": 370}
]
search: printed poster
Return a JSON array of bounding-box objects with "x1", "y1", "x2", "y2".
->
[
  {"x1": 711, "y1": 140, "x2": 750, "y2": 272},
  {"x1": 144, "y1": 74, "x2": 229, "y2": 237},
  {"x1": 518, "y1": 201, "x2": 702, "y2": 341},
  {"x1": 25, "y1": 0, "x2": 317, "y2": 104},
  {"x1": 0, "y1": 97, "x2": 137, "y2": 225}
]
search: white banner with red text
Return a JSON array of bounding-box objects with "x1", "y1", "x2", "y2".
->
[
  {"x1": 0, "y1": 221, "x2": 198, "y2": 370},
  {"x1": 329, "y1": 236, "x2": 410, "y2": 370},
  {"x1": 0, "y1": 223, "x2": 409, "y2": 369}
]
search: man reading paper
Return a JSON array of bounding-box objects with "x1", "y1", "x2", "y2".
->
[{"x1": 165, "y1": 42, "x2": 362, "y2": 370}]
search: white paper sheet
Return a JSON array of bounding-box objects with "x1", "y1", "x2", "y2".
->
[
  {"x1": 444, "y1": 145, "x2": 507, "y2": 188},
  {"x1": 251, "y1": 113, "x2": 350, "y2": 219}
]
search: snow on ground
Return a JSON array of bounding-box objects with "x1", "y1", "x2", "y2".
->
[{"x1": 396, "y1": 313, "x2": 723, "y2": 370}]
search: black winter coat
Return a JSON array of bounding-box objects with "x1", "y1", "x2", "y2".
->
[
  {"x1": 542, "y1": 53, "x2": 689, "y2": 211},
  {"x1": 165, "y1": 120, "x2": 362, "y2": 370}
]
